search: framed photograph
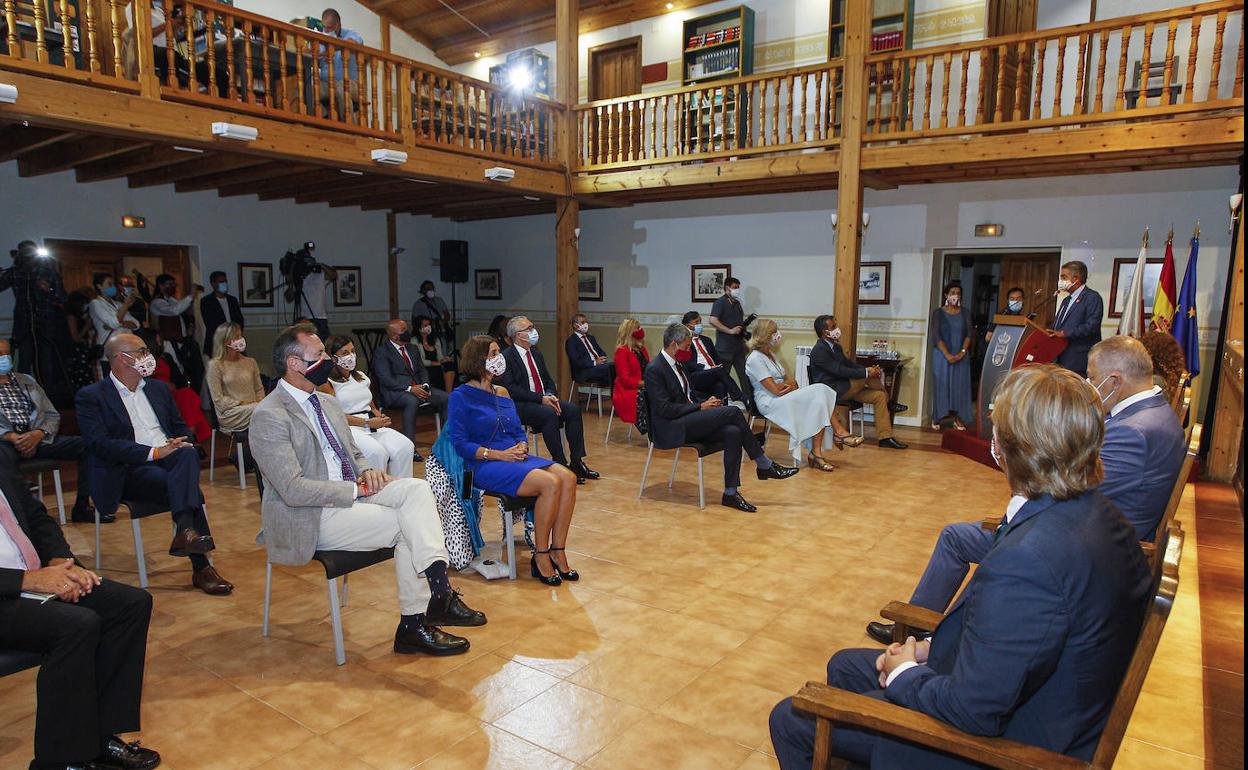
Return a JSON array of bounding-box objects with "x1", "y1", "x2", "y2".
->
[
  {"x1": 475, "y1": 269, "x2": 502, "y2": 300},
  {"x1": 333, "y1": 265, "x2": 362, "y2": 307},
  {"x1": 578, "y1": 267, "x2": 603, "y2": 302},
  {"x1": 858, "y1": 261, "x2": 891, "y2": 305},
  {"x1": 690, "y1": 263, "x2": 731, "y2": 303},
  {"x1": 1109, "y1": 257, "x2": 1165, "y2": 318},
  {"x1": 238, "y1": 263, "x2": 273, "y2": 308}
]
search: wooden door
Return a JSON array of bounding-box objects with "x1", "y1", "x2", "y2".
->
[
  {"x1": 999, "y1": 253, "x2": 1059, "y2": 326},
  {"x1": 589, "y1": 36, "x2": 642, "y2": 163},
  {"x1": 984, "y1": 0, "x2": 1038, "y2": 122}
]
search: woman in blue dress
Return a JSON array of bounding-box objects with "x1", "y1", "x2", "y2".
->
[
  {"x1": 929, "y1": 282, "x2": 974, "y2": 430},
  {"x1": 448, "y1": 335, "x2": 580, "y2": 585}
]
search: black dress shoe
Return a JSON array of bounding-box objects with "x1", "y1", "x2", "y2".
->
[
  {"x1": 756, "y1": 463, "x2": 798, "y2": 480},
  {"x1": 570, "y1": 461, "x2": 600, "y2": 481},
  {"x1": 866, "y1": 621, "x2": 896, "y2": 645},
  {"x1": 889, "y1": 402, "x2": 909, "y2": 414},
  {"x1": 424, "y1": 590, "x2": 487, "y2": 627},
  {"x1": 878, "y1": 437, "x2": 908, "y2": 450},
  {"x1": 72, "y1": 508, "x2": 114, "y2": 524},
  {"x1": 394, "y1": 619, "x2": 470, "y2": 656},
  {"x1": 98, "y1": 736, "x2": 160, "y2": 770},
  {"x1": 168, "y1": 528, "x2": 215, "y2": 557},
  {"x1": 720, "y1": 492, "x2": 757, "y2": 512}
]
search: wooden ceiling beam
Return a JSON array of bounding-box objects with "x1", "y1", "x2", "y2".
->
[
  {"x1": 75, "y1": 145, "x2": 204, "y2": 183},
  {"x1": 255, "y1": 170, "x2": 388, "y2": 201},
  {"x1": 216, "y1": 168, "x2": 345, "y2": 197},
  {"x1": 128, "y1": 153, "x2": 267, "y2": 188},
  {"x1": 0, "y1": 125, "x2": 76, "y2": 162},
  {"x1": 17, "y1": 136, "x2": 143, "y2": 177},
  {"x1": 358, "y1": 189, "x2": 516, "y2": 210},
  {"x1": 174, "y1": 162, "x2": 316, "y2": 193},
  {"x1": 293, "y1": 178, "x2": 418, "y2": 204}
]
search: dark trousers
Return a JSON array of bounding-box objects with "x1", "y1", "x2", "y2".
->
[
  {"x1": 0, "y1": 436, "x2": 92, "y2": 513},
  {"x1": 310, "y1": 317, "x2": 331, "y2": 342},
  {"x1": 909, "y1": 522, "x2": 993, "y2": 613},
  {"x1": 718, "y1": 346, "x2": 751, "y2": 407},
  {"x1": 769, "y1": 648, "x2": 886, "y2": 769},
  {"x1": 516, "y1": 399, "x2": 586, "y2": 466},
  {"x1": 689, "y1": 366, "x2": 744, "y2": 403},
  {"x1": 0, "y1": 580, "x2": 152, "y2": 764},
  {"x1": 118, "y1": 447, "x2": 210, "y2": 569},
  {"x1": 679, "y1": 405, "x2": 762, "y2": 489},
  {"x1": 389, "y1": 389, "x2": 449, "y2": 444},
  {"x1": 572, "y1": 362, "x2": 615, "y2": 389}
]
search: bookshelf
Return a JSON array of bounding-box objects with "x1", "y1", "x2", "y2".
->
[
  {"x1": 680, "y1": 5, "x2": 754, "y2": 154},
  {"x1": 829, "y1": 0, "x2": 911, "y2": 59}
]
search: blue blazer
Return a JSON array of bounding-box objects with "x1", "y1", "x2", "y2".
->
[
  {"x1": 1054, "y1": 287, "x2": 1104, "y2": 376},
  {"x1": 565, "y1": 333, "x2": 608, "y2": 380},
  {"x1": 1101, "y1": 391, "x2": 1186, "y2": 540},
  {"x1": 75, "y1": 376, "x2": 193, "y2": 514},
  {"x1": 881, "y1": 491, "x2": 1152, "y2": 769}
]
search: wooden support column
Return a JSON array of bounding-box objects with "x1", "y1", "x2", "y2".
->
[
  {"x1": 132, "y1": 0, "x2": 160, "y2": 98},
  {"x1": 387, "y1": 211, "x2": 399, "y2": 317},
  {"x1": 1208, "y1": 209, "x2": 1244, "y2": 483},
  {"x1": 380, "y1": 22, "x2": 391, "y2": 53},
  {"x1": 833, "y1": 0, "x2": 870, "y2": 349},
  {"x1": 554, "y1": 0, "x2": 578, "y2": 398}
]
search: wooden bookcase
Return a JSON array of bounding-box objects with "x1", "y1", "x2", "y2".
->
[
  {"x1": 829, "y1": 0, "x2": 911, "y2": 59},
  {"x1": 680, "y1": 5, "x2": 754, "y2": 154}
]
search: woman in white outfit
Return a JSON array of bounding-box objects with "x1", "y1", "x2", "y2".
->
[
  {"x1": 745, "y1": 318, "x2": 862, "y2": 471},
  {"x1": 318, "y1": 335, "x2": 415, "y2": 478}
]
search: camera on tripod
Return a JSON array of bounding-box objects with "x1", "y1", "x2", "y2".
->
[{"x1": 279, "y1": 241, "x2": 320, "y2": 286}]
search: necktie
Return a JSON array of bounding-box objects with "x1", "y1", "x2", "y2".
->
[
  {"x1": 307, "y1": 395, "x2": 357, "y2": 482},
  {"x1": 674, "y1": 362, "x2": 691, "y2": 402},
  {"x1": 0, "y1": 493, "x2": 40, "y2": 570},
  {"x1": 526, "y1": 350, "x2": 544, "y2": 393},
  {"x1": 1055, "y1": 295, "x2": 1072, "y2": 328},
  {"x1": 693, "y1": 337, "x2": 711, "y2": 366},
  {"x1": 398, "y1": 345, "x2": 415, "y2": 377},
  {"x1": 993, "y1": 518, "x2": 1009, "y2": 541},
  {"x1": 581, "y1": 335, "x2": 597, "y2": 360}
]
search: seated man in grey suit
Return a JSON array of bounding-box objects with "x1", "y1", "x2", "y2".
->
[
  {"x1": 250, "y1": 323, "x2": 485, "y2": 657},
  {"x1": 372, "y1": 318, "x2": 449, "y2": 462},
  {"x1": 865, "y1": 335, "x2": 1184, "y2": 644}
]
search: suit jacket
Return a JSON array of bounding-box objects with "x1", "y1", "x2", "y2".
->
[
  {"x1": 642, "y1": 355, "x2": 703, "y2": 449},
  {"x1": 1054, "y1": 287, "x2": 1104, "y2": 375},
  {"x1": 199, "y1": 293, "x2": 244, "y2": 358},
  {"x1": 808, "y1": 339, "x2": 866, "y2": 398},
  {"x1": 75, "y1": 375, "x2": 194, "y2": 514},
  {"x1": 1101, "y1": 391, "x2": 1186, "y2": 540},
  {"x1": 0, "y1": 472, "x2": 74, "y2": 598},
  {"x1": 682, "y1": 334, "x2": 722, "y2": 373},
  {"x1": 0, "y1": 372, "x2": 61, "y2": 440},
  {"x1": 565, "y1": 333, "x2": 608, "y2": 380},
  {"x1": 500, "y1": 345, "x2": 557, "y2": 404},
  {"x1": 881, "y1": 491, "x2": 1152, "y2": 768},
  {"x1": 249, "y1": 385, "x2": 368, "y2": 566},
  {"x1": 372, "y1": 340, "x2": 431, "y2": 408}
]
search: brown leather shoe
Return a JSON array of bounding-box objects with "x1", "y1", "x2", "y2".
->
[
  {"x1": 192, "y1": 566, "x2": 234, "y2": 595},
  {"x1": 169, "y1": 528, "x2": 215, "y2": 557}
]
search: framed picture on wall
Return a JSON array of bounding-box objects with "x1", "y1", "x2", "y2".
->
[
  {"x1": 1109, "y1": 257, "x2": 1165, "y2": 318},
  {"x1": 578, "y1": 267, "x2": 603, "y2": 301},
  {"x1": 334, "y1": 265, "x2": 362, "y2": 307},
  {"x1": 858, "y1": 261, "x2": 891, "y2": 305},
  {"x1": 475, "y1": 269, "x2": 502, "y2": 300},
  {"x1": 691, "y1": 263, "x2": 731, "y2": 303},
  {"x1": 238, "y1": 263, "x2": 274, "y2": 308}
]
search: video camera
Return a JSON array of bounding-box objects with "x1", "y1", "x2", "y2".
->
[
  {"x1": 279, "y1": 241, "x2": 320, "y2": 286},
  {"x1": 740, "y1": 313, "x2": 759, "y2": 341}
]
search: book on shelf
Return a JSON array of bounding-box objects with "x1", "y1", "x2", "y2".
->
[{"x1": 869, "y1": 30, "x2": 904, "y2": 52}]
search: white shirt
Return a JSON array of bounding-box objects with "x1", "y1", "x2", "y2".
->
[
  {"x1": 575, "y1": 332, "x2": 600, "y2": 359},
  {"x1": 0, "y1": 488, "x2": 30, "y2": 571},
  {"x1": 279, "y1": 378, "x2": 345, "y2": 482},
  {"x1": 215, "y1": 294, "x2": 232, "y2": 323},
  {"x1": 1110, "y1": 385, "x2": 1163, "y2": 418},
  {"x1": 517, "y1": 346, "x2": 547, "y2": 394},
  {"x1": 660, "y1": 349, "x2": 691, "y2": 401},
  {"x1": 1056, "y1": 283, "x2": 1086, "y2": 326},
  {"x1": 88, "y1": 296, "x2": 138, "y2": 348},
  {"x1": 110, "y1": 373, "x2": 168, "y2": 461},
  {"x1": 390, "y1": 341, "x2": 421, "y2": 382},
  {"x1": 690, "y1": 334, "x2": 714, "y2": 371},
  {"x1": 151, "y1": 294, "x2": 194, "y2": 337},
  {"x1": 303, "y1": 271, "x2": 329, "y2": 319}
]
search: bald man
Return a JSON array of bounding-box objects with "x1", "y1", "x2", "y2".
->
[
  {"x1": 372, "y1": 319, "x2": 449, "y2": 460},
  {"x1": 75, "y1": 334, "x2": 233, "y2": 595}
]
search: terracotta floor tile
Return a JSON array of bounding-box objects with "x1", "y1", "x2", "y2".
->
[
  {"x1": 681, "y1": 588, "x2": 785, "y2": 634},
  {"x1": 417, "y1": 724, "x2": 577, "y2": 770},
  {"x1": 436, "y1": 653, "x2": 562, "y2": 722},
  {"x1": 325, "y1": 695, "x2": 480, "y2": 770},
  {"x1": 586, "y1": 714, "x2": 753, "y2": 770},
  {"x1": 657, "y1": 669, "x2": 789, "y2": 749},
  {"x1": 493, "y1": 620, "x2": 620, "y2": 679},
  {"x1": 1115, "y1": 738, "x2": 1205, "y2": 769},
  {"x1": 252, "y1": 735, "x2": 376, "y2": 770},
  {"x1": 708, "y1": 635, "x2": 837, "y2": 695},
  {"x1": 492, "y1": 682, "x2": 646, "y2": 764},
  {"x1": 137, "y1": 697, "x2": 314, "y2": 770},
  {"x1": 568, "y1": 647, "x2": 707, "y2": 708},
  {"x1": 734, "y1": 751, "x2": 781, "y2": 770}
]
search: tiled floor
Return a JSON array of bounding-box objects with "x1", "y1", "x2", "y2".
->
[{"x1": 0, "y1": 414, "x2": 1241, "y2": 769}]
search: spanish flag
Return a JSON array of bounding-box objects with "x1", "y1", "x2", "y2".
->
[{"x1": 1151, "y1": 230, "x2": 1177, "y2": 328}]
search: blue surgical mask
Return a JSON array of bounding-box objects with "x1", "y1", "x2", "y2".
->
[
  {"x1": 215, "y1": 282, "x2": 229, "y2": 294},
  {"x1": 0, "y1": 355, "x2": 12, "y2": 375},
  {"x1": 526, "y1": 329, "x2": 540, "y2": 345},
  {"x1": 103, "y1": 285, "x2": 118, "y2": 299},
  {"x1": 1007, "y1": 299, "x2": 1023, "y2": 312},
  {"x1": 692, "y1": 323, "x2": 703, "y2": 335}
]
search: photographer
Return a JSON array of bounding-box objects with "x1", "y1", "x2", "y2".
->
[
  {"x1": 281, "y1": 243, "x2": 336, "y2": 339},
  {"x1": 1, "y1": 241, "x2": 71, "y2": 405}
]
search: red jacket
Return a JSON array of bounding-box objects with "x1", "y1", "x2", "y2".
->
[{"x1": 612, "y1": 345, "x2": 649, "y2": 424}]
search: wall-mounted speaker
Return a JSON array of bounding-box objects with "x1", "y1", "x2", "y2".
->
[{"x1": 440, "y1": 240, "x2": 469, "y2": 283}]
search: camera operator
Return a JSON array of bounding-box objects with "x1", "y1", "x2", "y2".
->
[
  {"x1": 0, "y1": 241, "x2": 71, "y2": 406},
  {"x1": 282, "y1": 243, "x2": 336, "y2": 339}
]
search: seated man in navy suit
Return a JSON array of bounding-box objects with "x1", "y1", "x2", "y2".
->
[
  {"x1": 773, "y1": 364, "x2": 1153, "y2": 769},
  {"x1": 1048, "y1": 259, "x2": 1104, "y2": 377},
  {"x1": 372, "y1": 318, "x2": 450, "y2": 461},
  {"x1": 564, "y1": 313, "x2": 614, "y2": 388},
  {"x1": 680, "y1": 311, "x2": 746, "y2": 406},
  {"x1": 75, "y1": 333, "x2": 233, "y2": 595},
  {"x1": 865, "y1": 335, "x2": 1181, "y2": 644}
]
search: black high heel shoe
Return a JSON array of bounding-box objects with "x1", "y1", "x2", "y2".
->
[
  {"x1": 549, "y1": 547, "x2": 580, "y2": 581},
  {"x1": 530, "y1": 549, "x2": 563, "y2": 586}
]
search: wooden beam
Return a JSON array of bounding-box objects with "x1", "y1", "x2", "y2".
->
[
  {"x1": 0, "y1": 126, "x2": 76, "y2": 162},
  {"x1": 554, "y1": 0, "x2": 579, "y2": 399},
  {"x1": 862, "y1": 173, "x2": 897, "y2": 190},
  {"x1": 17, "y1": 136, "x2": 144, "y2": 176},
  {"x1": 253, "y1": 170, "x2": 360, "y2": 200},
  {"x1": 387, "y1": 211, "x2": 399, "y2": 317},
  {"x1": 295, "y1": 178, "x2": 416, "y2": 205},
  {"x1": 380, "y1": 20, "x2": 391, "y2": 53},
  {"x1": 833, "y1": 0, "x2": 869, "y2": 353},
  {"x1": 174, "y1": 162, "x2": 316, "y2": 193},
  {"x1": 218, "y1": 168, "x2": 344, "y2": 198},
  {"x1": 75, "y1": 145, "x2": 205, "y2": 183},
  {"x1": 128, "y1": 153, "x2": 266, "y2": 188}
]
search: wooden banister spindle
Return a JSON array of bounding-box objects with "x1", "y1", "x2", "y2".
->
[
  {"x1": 207, "y1": 10, "x2": 219, "y2": 96},
  {"x1": 771, "y1": 78, "x2": 780, "y2": 145},
  {"x1": 164, "y1": 17, "x2": 176, "y2": 87},
  {"x1": 975, "y1": 49, "x2": 988, "y2": 124},
  {"x1": 243, "y1": 22, "x2": 256, "y2": 104},
  {"x1": 108, "y1": 0, "x2": 122, "y2": 73},
  {"x1": 32, "y1": 0, "x2": 46, "y2": 62},
  {"x1": 183, "y1": 3, "x2": 194, "y2": 89},
  {"x1": 871, "y1": 62, "x2": 883, "y2": 133},
  {"x1": 783, "y1": 78, "x2": 792, "y2": 145},
  {"x1": 294, "y1": 32, "x2": 306, "y2": 114},
  {"x1": 940, "y1": 51, "x2": 953, "y2": 128},
  {"x1": 83, "y1": 0, "x2": 98, "y2": 72},
  {"x1": 1234, "y1": 20, "x2": 1244, "y2": 98},
  {"x1": 4, "y1": 0, "x2": 18, "y2": 57},
  {"x1": 924, "y1": 55, "x2": 936, "y2": 129},
  {"x1": 958, "y1": 50, "x2": 970, "y2": 126},
  {"x1": 1093, "y1": 29, "x2": 1110, "y2": 112},
  {"x1": 1074, "y1": 33, "x2": 1088, "y2": 113},
  {"x1": 1208, "y1": 11, "x2": 1227, "y2": 100},
  {"x1": 1162, "y1": 20, "x2": 1177, "y2": 104},
  {"x1": 814, "y1": 69, "x2": 825, "y2": 140},
  {"x1": 800, "y1": 72, "x2": 809, "y2": 141},
  {"x1": 1114, "y1": 26, "x2": 1130, "y2": 111},
  {"x1": 1012, "y1": 41, "x2": 1027, "y2": 121},
  {"x1": 1139, "y1": 23, "x2": 1155, "y2": 110},
  {"x1": 1031, "y1": 40, "x2": 1045, "y2": 119},
  {"x1": 1052, "y1": 36, "x2": 1067, "y2": 116},
  {"x1": 57, "y1": 0, "x2": 72, "y2": 68},
  {"x1": 261, "y1": 26, "x2": 275, "y2": 107},
  {"x1": 907, "y1": 55, "x2": 920, "y2": 128},
  {"x1": 1185, "y1": 15, "x2": 1202, "y2": 103}
]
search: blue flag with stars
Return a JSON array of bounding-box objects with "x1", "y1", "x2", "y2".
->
[{"x1": 1173, "y1": 236, "x2": 1200, "y2": 377}]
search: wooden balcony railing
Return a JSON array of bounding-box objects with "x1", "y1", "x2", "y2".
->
[{"x1": 1, "y1": 0, "x2": 140, "y2": 90}]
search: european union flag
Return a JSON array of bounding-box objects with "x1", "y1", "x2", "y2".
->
[{"x1": 1173, "y1": 236, "x2": 1200, "y2": 377}]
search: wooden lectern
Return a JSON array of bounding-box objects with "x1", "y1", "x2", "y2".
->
[{"x1": 976, "y1": 315, "x2": 1069, "y2": 438}]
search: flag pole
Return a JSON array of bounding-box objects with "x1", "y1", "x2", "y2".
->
[{"x1": 1142, "y1": 226, "x2": 1150, "y2": 249}]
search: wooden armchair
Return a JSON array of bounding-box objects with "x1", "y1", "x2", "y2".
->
[{"x1": 796, "y1": 525, "x2": 1184, "y2": 770}]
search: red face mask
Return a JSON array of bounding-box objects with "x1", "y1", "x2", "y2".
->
[
  {"x1": 631, "y1": 329, "x2": 646, "y2": 340},
  {"x1": 674, "y1": 347, "x2": 693, "y2": 363}
]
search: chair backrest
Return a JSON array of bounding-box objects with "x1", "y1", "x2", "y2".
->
[
  {"x1": 1090, "y1": 524, "x2": 1184, "y2": 768},
  {"x1": 352, "y1": 327, "x2": 388, "y2": 373},
  {"x1": 1169, "y1": 377, "x2": 1190, "y2": 421},
  {"x1": 636, "y1": 385, "x2": 651, "y2": 439},
  {"x1": 1148, "y1": 422, "x2": 1200, "y2": 570}
]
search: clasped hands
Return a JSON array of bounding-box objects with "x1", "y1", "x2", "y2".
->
[
  {"x1": 356, "y1": 469, "x2": 394, "y2": 497},
  {"x1": 490, "y1": 442, "x2": 530, "y2": 462},
  {"x1": 541, "y1": 394, "x2": 563, "y2": 415},
  {"x1": 875, "y1": 636, "x2": 930, "y2": 688},
  {"x1": 153, "y1": 436, "x2": 192, "y2": 460},
  {"x1": 22, "y1": 559, "x2": 101, "y2": 603},
  {"x1": 3, "y1": 429, "x2": 45, "y2": 458},
  {"x1": 409, "y1": 383, "x2": 431, "y2": 399}
]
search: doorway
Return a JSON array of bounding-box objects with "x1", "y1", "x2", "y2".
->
[
  {"x1": 588, "y1": 36, "x2": 642, "y2": 159},
  {"x1": 47, "y1": 238, "x2": 196, "y2": 298}
]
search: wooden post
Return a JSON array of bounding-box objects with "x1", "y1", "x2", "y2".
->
[
  {"x1": 380, "y1": 21, "x2": 390, "y2": 53},
  {"x1": 833, "y1": 0, "x2": 870, "y2": 354},
  {"x1": 554, "y1": 0, "x2": 578, "y2": 399},
  {"x1": 1207, "y1": 209, "x2": 1244, "y2": 482},
  {"x1": 132, "y1": 0, "x2": 160, "y2": 97},
  {"x1": 387, "y1": 211, "x2": 399, "y2": 318}
]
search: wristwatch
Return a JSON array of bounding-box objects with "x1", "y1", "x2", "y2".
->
[{"x1": 483, "y1": 448, "x2": 490, "y2": 460}]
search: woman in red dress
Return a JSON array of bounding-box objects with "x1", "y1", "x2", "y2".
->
[{"x1": 611, "y1": 318, "x2": 650, "y2": 428}]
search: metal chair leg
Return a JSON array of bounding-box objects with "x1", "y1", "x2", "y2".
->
[
  {"x1": 637, "y1": 443, "x2": 655, "y2": 498},
  {"x1": 596, "y1": 389, "x2": 603, "y2": 417},
  {"x1": 697, "y1": 457, "x2": 705, "y2": 509},
  {"x1": 326, "y1": 577, "x2": 347, "y2": 665},
  {"x1": 604, "y1": 404, "x2": 615, "y2": 446},
  {"x1": 209, "y1": 430, "x2": 216, "y2": 481},
  {"x1": 341, "y1": 574, "x2": 349, "y2": 607},
  {"x1": 502, "y1": 506, "x2": 516, "y2": 580},
  {"x1": 131, "y1": 517, "x2": 148, "y2": 589},
  {"x1": 262, "y1": 561, "x2": 273, "y2": 637},
  {"x1": 36, "y1": 473, "x2": 43, "y2": 500},
  {"x1": 52, "y1": 469, "x2": 65, "y2": 525},
  {"x1": 236, "y1": 441, "x2": 247, "y2": 491},
  {"x1": 435, "y1": 413, "x2": 442, "y2": 434},
  {"x1": 668, "y1": 448, "x2": 681, "y2": 489}
]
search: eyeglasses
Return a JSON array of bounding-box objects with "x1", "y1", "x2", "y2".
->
[{"x1": 121, "y1": 347, "x2": 151, "y2": 357}]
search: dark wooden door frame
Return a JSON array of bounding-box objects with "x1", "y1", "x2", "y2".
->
[{"x1": 587, "y1": 35, "x2": 643, "y2": 101}]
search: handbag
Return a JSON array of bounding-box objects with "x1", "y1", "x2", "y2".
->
[{"x1": 634, "y1": 385, "x2": 649, "y2": 436}]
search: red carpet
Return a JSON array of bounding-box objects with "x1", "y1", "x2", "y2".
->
[{"x1": 941, "y1": 429, "x2": 1001, "y2": 471}]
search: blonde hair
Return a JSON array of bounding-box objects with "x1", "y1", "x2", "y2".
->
[
  {"x1": 750, "y1": 318, "x2": 778, "y2": 353},
  {"x1": 616, "y1": 318, "x2": 642, "y2": 350},
  {"x1": 992, "y1": 364, "x2": 1104, "y2": 500},
  {"x1": 212, "y1": 323, "x2": 244, "y2": 362}
]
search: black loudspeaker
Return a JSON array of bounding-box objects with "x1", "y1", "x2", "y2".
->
[{"x1": 440, "y1": 240, "x2": 469, "y2": 283}]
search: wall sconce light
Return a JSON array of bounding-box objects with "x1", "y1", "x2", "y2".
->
[
  {"x1": 829, "y1": 212, "x2": 838, "y2": 229},
  {"x1": 1230, "y1": 193, "x2": 1243, "y2": 233},
  {"x1": 861, "y1": 211, "x2": 871, "y2": 231},
  {"x1": 211, "y1": 122, "x2": 258, "y2": 141},
  {"x1": 0, "y1": 83, "x2": 17, "y2": 104},
  {"x1": 122, "y1": 215, "x2": 146, "y2": 229},
  {"x1": 830, "y1": 211, "x2": 870, "y2": 236},
  {"x1": 573, "y1": 227, "x2": 581, "y2": 250},
  {"x1": 974, "y1": 223, "x2": 1004, "y2": 237}
]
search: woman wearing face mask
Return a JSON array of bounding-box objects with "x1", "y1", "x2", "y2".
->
[
  {"x1": 87, "y1": 273, "x2": 140, "y2": 360},
  {"x1": 447, "y1": 335, "x2": 580, "y2": 585},
  {"x1": 746, "y1": 318, "x2": 859, "y2": 470},
  {"x1": 318, "y1": 336, "x2": 415, "y2": 478},
  {"x1": 206, "y1": 323, "x2": 266, "y2": 434},
  {"x1": 930, "y1": 281, "x2": 973, "y2": 430},
  {"x1": 611, "y1": 318, "x2": 650, "y2": 435},
  {"x1": 415, "y1": 315, "x2": 458, "y2": 392}
]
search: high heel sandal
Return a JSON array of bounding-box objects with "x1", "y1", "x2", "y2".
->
[
  {"x1": 834, "y1": 433, "x2": 865, "y2": 448},
  {"x1": 807, "y1": 454, "x2": 836, "y2": 472},
  {"x1": 530, "y1": 549, "x2": 563, "y2": 586},
  {"x1": 549, "y1": 547, "x2": 580, "y2": 581}
]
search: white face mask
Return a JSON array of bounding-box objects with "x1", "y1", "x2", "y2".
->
[
  {"x1": 126, "y1": 352, "x2": 157, "y2": 378},
  {"x1": 1058, "y1": 278, "x2": 1074, "y2": 293},
  {"x1": 420, "y1": 326, "x2": 433, "y2": 337},
  {"x1": 337, "y1": 352, "x2": 357, "y2": 371},
  {"x1": 729, "y1": 288, "x2": 741, "y2": 299},
  {"x1": 485, "y1": 355, "x2": 507, "y2": 377},
  {"x1": 574, "y1": 322, "x2": 589, "y2": 334},
  {"x1": 990, "y1": 434, "x2": 1004, "y2": 469},
  {"x1": 226, "y1": 338, "x2": 247, "y2": 353},
  {"x1": 946, "y1": 294, "x2": 961, "y2": 306},
  {"x1": 827, "y1": 327, "x2": 842, "y2": 341},
  {"x1": 770, "y1": 331, "x2": 783, "y2": 346},
  {"x1": 424, "y1": 290, "x2": 436, "y2": 299},
  {"x1": 1007, "y1": 299, "x2": 1023, "y2": 312},
  {"x1": 1086, "y1": 375, "x2": 1117, "y2": 409},
  {"x1": 525, "y1": 329, "x2": 540, "y2": 345}
]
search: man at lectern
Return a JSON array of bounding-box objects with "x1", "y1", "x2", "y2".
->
[
  {"x1": 1046, "y1": 261, "x2": 1103, "y2": 377},
  {"x1": 984, "y1": 286, "x2": 1026, "y2": 342}
]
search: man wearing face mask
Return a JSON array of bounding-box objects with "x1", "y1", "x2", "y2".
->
[
  {"x1": 200, "y1": 270, "x2": 245, "y2": 358},
  {"x1": 984, "y1": 286, "x2": 1026, "y2": 342},
  {"x1": 863, "y1": 335, "x2": 1183, "y2": 645},
  {"x1": 564, "y1": 313, "x2": 615, "y2": 389},
  {"x1": 499, "y1": 316, "x2": 599, "y2": 483},
  {"x1": 412, "y1": 280, "x2": 453, "y2": 345},
  {"x1": 810, "y1": 315, "x2": 906, "y2": 449},
  {"x1": 373, "y1": 319, "x2": 450, "y2": 462},
  {"x1": 1046, "y1": 260, "x2": 1103, "y2": 377},
  {"x1": 680, "y1": 311, "x2": 746, "y2": 406},
  {"x1": 75, "y1": 334, "x2": 233, "y2": 595},
  {"x1": 709, "y1": 277, "x2": 753, "y2": 407}
]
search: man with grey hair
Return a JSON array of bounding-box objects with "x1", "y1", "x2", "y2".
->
[
  {"x1": 1047, "y1": 259, "x2": 1103, "y2": 376},
  {"x1": 643, "y1": 323, "x2": 797, "y2": 512}
]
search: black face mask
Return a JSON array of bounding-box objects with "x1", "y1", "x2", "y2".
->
[
  {"x1": 397, "y1": 331, "x2": 412, "y2": 343},
  {"x1": 301, "y1": 357, "x2": 333, "y2": 386}
]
